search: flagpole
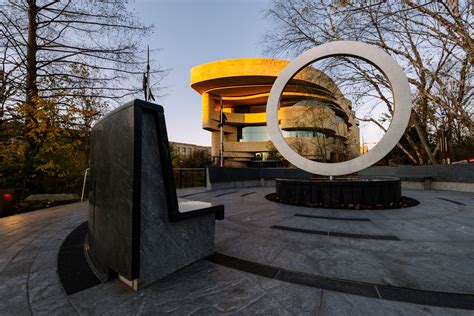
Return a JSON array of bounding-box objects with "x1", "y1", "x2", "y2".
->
[
  {"x1": 146, "y1": 45, "x2": 150, "y2": 101},
  {"x1": 220, "y1": 95, "x2": 224, "y2": 167}
]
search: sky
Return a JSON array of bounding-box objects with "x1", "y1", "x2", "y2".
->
[
  {"x1": 130, "y1": 0, "x2": 383, "y2": 148},
  {"x1": 132, "y1": 0, "x2": 273, "y2": 146}
]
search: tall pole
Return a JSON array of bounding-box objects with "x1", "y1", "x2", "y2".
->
[
  {"x1": 220, "y1": 95, "x2": 224, "y2": 167},
  {"x1": 146, "y1": 45, "x2": 150, "y2": 101}
]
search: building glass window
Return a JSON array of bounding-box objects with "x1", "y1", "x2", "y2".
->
[
  {"x1": 282, "y1": 130, "x2": 326, "y2": 138},
  {"x1": 238, "y1": 126, "x2": 269, "y2": 142},
  {"x1": 234, "y1": 105, "x2": 266, "y2": 114},
  {"x1": 238, "y1": 126, "x2": 326, "y2": 142}
]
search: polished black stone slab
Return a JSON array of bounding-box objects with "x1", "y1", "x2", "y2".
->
[
  {"x1": 178, "y1": 191, "x2": 207, "y2": 198},
  {"x1": 87, "y1": 99, "x2": 224, "y2": 288},
  {"x1": 214, "y1": 191, "x2": 238, "y2": 197},
  {"x1": 207, "y1": 252, "x2": 474, "y2": 310},
  {"x1": 294, "y1": 214, "x2": 371, "y2": 221},
  {"x1": 437, "y1": 198, "x2": 466, "y2": 206},
  {"x1": 87, "y1": 103, "x2": 137, "y2": 280},
  {"x1": 275, "y1": 178, "x2": 403, "y2": 209},
  {"x1": 240, "y1": 192, "x2": 256, "y2": 197},
  {"x1": 271, "y1": 225, "x2": 401, "y2": 241},
  {"x1": 58, "y1": 221, "x2": 101, "y2": 295}
]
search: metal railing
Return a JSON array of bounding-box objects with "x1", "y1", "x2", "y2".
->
[
  {"x1": 173, "y1": 168, "x2": 206, "y2": 189},
  {"x1": 80, "y1": 168, "x2": 206, "y2": 201}
]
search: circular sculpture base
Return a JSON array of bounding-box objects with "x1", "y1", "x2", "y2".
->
[{"x1": 270, "y1": 178, "x2": 418, "y2": 209}]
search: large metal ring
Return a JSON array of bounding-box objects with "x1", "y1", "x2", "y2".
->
[{"x1": 266, "y1": 41, "x2": 412, "y2": 176}]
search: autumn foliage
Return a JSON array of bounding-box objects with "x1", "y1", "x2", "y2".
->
[{"x1": 1, "y1": 0, "x2": 156, "y2": 197}]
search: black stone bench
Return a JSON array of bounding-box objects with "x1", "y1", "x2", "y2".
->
[
  {"x1": 275, "y1": 177, "x2": 402, "y2": 208},
  {"x1": 86, "y1": 99, "x2": 224, "y2": 290}
]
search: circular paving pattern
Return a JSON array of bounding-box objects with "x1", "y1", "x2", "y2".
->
[{"x1": 1, "y1": 188, "x2": 473, "y2": 314}]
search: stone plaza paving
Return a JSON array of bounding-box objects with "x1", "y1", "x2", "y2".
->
[{"x1": 0, "y1": 187, "x2": 473, "y2": 315}]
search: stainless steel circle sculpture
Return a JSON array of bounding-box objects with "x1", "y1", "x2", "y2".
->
[{"x1": 266, "y1": 41, "x2": 412, "y2": 176}]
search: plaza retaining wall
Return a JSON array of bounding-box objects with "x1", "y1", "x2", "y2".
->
[
  {"x1": 207, "y1": 165, "x2": 474, "y2": 192},
  {"x1": 206, "y1": 167, "x2": 311, "y2": 190},
  {"x1": 360, "y1": 165, "x2": 474, "y2": 192}
]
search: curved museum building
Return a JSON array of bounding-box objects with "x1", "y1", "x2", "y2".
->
[{"x1": 190, "y1": 58, "x2": 360, "y2": 167}]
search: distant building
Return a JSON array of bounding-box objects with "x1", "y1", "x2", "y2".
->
[
  {"x1": 170, "y1": 141, "x2": 211, "y2": 158},
  {"x1": 191, "y1": 58, "x2": 360, "y2": 167}
]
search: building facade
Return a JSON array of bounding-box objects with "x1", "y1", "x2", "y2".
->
[
  {"x1": 190, "y1": 58, "x2": 360, "y2": 167},
  {"x1": 169, "y1": 141, "x2": 211, "y2": 158}
]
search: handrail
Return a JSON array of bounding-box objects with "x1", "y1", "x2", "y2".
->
[{"x1": 81, "y1": 168, "x2": 90, "y2": 202}]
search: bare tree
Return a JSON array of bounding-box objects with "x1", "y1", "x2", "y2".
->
[
  {"x1": 265, "y1": 0, "x2": 472, "y2": 165},
  {"x1": 286, "y1": 101, "x2": 358, "y2": 162},
  {"x1": 0, "y1": 0, "x2": 163, "y2": 193},
  {"x1": 0, "y1": 38, "x2": 20, "y2": 126}
]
